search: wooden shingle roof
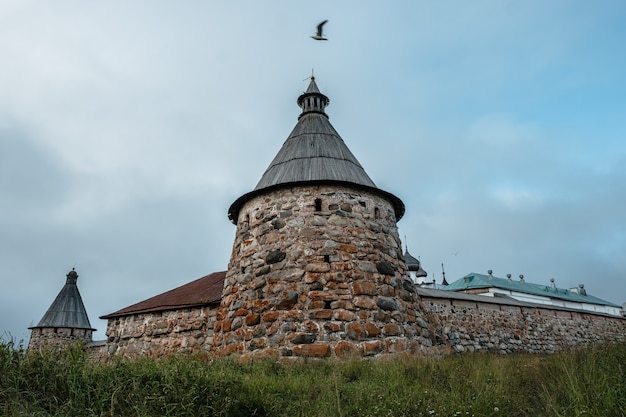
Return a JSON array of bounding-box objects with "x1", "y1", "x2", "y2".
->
[
  {"x1": 228, "y1": 77, "x2": 404, "y2": 223},
  {"x1": 30, "y1": 269, "x2": 95, "y2": 331}
]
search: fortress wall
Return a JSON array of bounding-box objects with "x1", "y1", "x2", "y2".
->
[
  {"x1": 420, "y1": 295, "x2": 626, "y2": 354},
  {"x1": 102, "y1": 306, "x2": 217, "y2": 359},
  {"x1": 95, "y1": 293, "x2": 625, "y2": 360}
]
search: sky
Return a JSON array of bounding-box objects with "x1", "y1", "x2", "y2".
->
[{"x1": 1, "y1": 1, "x2": 625, "y2": 343}]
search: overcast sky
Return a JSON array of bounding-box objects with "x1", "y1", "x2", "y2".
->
[{"x1": 2, "y1": 1, "x2": 625, "y2": 343}]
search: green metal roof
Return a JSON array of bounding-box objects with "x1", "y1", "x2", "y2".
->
[{"x1": 443, "y1": 272, "x2": 621, "y2": 308}]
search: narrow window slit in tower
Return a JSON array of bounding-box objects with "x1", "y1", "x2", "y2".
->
[
  {"x1": 374, "y1": 207, "x2": 380, "y2": 219},
  {"x1": 324, "y1": 254, "x2": 330, "y2": 263},
  {"x1": 315, "y1": 198, "x2": 322, "y2": 212},
  {"x1": 324, "y1": 300, "x2": 332, "y2": 309}
]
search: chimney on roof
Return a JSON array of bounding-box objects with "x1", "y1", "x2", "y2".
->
[
  {"x1": 519, "y1": 274, "x2": 525, "y2": 284},
  {"x1": 506, "y1": 273, "x2": 512, "y2": 283},
  {"x1": 550, "y1": 278, "x2": 556, "y2": 289},
  {"x1": 488, "y1": 269, "x2": 493, "y2": 279},
  {"x1": 578, "y1": 284, "x2": 587, "y2": 296}
]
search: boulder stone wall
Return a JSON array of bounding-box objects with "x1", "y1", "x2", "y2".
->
[
  {"x1": 103, "y1": 306, "x2": 217, "y2": 359},
  {"x1": 214, "y1": 185, "x2": 436, "y2": 360},
  {"x1": 420, "y1": 295, "x2": 626, "y2": 354},
  {"x1": 28, "y1": 327, "x2": 93, "y2": 352}
]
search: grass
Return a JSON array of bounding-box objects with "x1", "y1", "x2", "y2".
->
[{"x1": 1, "y1": 339, "x2": 624, "y2": 416}]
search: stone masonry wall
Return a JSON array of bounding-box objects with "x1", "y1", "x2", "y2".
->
[
  {"x1": 104, "y1": 306, "x2": 217, "y2": 359},
  {"x1": 28, "y1": 327, "x2": 93, "y2": 351},
  {"x1": 97, "y1": 292, "x2": 625, "y2": 361},
  {"x1": 214, "y1": 185, "x2": 435, "y2": 360},
  {"x1": 420, "y1": 295, "x2": 626, "y2": 354}
]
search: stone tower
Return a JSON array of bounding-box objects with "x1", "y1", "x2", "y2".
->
[
  {"x1": 214, "y1": 77, "x2": 433, "y2": 359},
  {"x1": 28, "y1": 268, "x2": 95, "y2": 351}
]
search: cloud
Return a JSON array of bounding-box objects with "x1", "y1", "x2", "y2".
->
[{"x1": 1, "y1": 1, "x2": 626, "y2": 342}]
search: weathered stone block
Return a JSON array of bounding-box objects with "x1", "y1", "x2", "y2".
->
[
  {"x1": 352, "y1": 281, "x2": 377, "y2": 295},
  {"x1": 255, "y1": 265, "x2": 271, "y2": 276},
  {"x1": 346, "y1": 322, "x2": 365, "y2": 340},
  {"x1": 365, "y1": 322, "x2": 381, "y2": 337},
  {"x1": 245, "y1": 313, "x2": 261, "y2": 326},
  {"x1": 353, "y1": 296, "x2": 377, "y2": 310},
  {"x1": 275, "y1": 291, "x2": 299, "y2": 310},
  {"x1": 376, "y1": 261, "x2": 395, "y2": 275},
  {"x1": 266, "y1": 250, "x2": 286, "y2": 264},
  {"x1": 383, "y1": 323, "x2": 401, "y2": 336},
  {"x1": 361, "y1": 340, "x2": 382, "y2": 356},
  {"x1": 310, "y1": 309, "x2": 333, "y2": 320},
  {"x1": 324, "y1": 322, "x2": 343, "y2": 333},
  {"x1": 293, "y1": 343, "x2": 331, "y2": 358},
  {"x1": 377, "y1": 296, "x2": 400, "y2": 311},
  {"x1": 262, "y1": 311, "x2": 280, "y2": 322},
  {"x1": 334, "y1": 309, "x2": 355, "y2": 321},
  {"x1": 290, "y1": 333, "x2": 318, "y2": 344},
  {"x1": 338, "y1": 243, "x2": 358, "y2": 253},
  {"x1": 309, "y1": 291, "x2": 338, "y2": 301},
  {"x1": 334, "y1": 341, "x2": 359, "y2": 358}
]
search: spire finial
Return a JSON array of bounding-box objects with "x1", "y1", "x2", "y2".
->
[
  {"x1": 441, "y1": 263, "x2": 449, "y2": 286},
  {"x1": 297, "y1": 75, "x2": 329, "y2": 118},
  {"x1": 66, "y1": 268, "x2": 79, "y2": 284}
]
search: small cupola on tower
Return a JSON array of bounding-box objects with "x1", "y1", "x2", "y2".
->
[
  {"x1": 28, "y1": 268, "x2": 95, "y2": 351},
  {"x1": 403, "y1": 247, "x2": 428, "y2": 285},
  {"x1": 297, "y1": 76, "x2": 330, "y2": 118}
]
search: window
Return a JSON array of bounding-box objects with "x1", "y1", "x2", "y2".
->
[{"x1": 315, "y1": 198, "x2": 322, "y2": 212}]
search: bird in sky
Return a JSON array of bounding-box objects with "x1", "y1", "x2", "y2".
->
[{"x1": 311, "y1": 20, "x2": 328, "y2": 41}]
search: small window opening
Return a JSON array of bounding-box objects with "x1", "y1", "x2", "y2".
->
[
  {"x1": 324, "y1": 300, "x2": 332, "y2": 309},
  {"x1": 374, "y1": 207, "x2": 380, "y2": 219},
  {"x1": 324, "y1": 254, "x2": 330, "y2": 263},
  {"x1": 314, "y1": 198, "x2": 322, "y2": 212}
]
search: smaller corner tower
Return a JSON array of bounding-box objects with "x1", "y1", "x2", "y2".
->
[{"x1": 28, "y1": 268, "x2": 95, "y2": 351}]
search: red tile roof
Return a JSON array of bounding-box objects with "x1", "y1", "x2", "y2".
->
[{"x1": 100, "y1": 271, "x2": 226, "y2": 319}]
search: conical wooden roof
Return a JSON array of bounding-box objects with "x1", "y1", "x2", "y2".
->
[
  {"x1": 30, "y1": 269, "x2": 95, "y2": 330},
  {"x1": 228, "y1": 77, "x2": 404, "y2": 223}
]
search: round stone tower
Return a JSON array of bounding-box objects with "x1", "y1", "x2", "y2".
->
[{"x1": 214, "y1": 77, "x2": 433, "y2": 359}]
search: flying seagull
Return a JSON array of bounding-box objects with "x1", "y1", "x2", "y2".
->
[{"x1": 311, "y1": 20, "x2": 328, "y2": 41}]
